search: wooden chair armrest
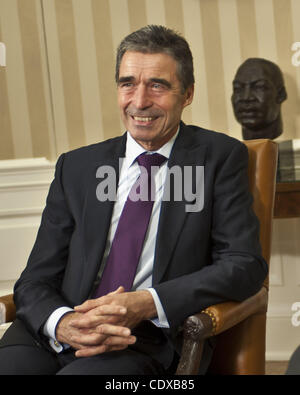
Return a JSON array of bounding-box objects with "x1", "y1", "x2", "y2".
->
[
  {"x1": 202, "y1": 287, "x2": 268, "y2": 336},
  {"x1": 176, "y1": 287, "x2": 268, "y2": 375},
  {"x1": 176, "y1": 311, "x2": 214, "y2": 374},
  {"x1": 0, "y1": 294, "x2": 16, "y2": 324}
]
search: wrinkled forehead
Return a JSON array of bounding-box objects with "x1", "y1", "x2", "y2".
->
[{"x1": 234, "y1": 62, "x2": 276, "y2": 85}]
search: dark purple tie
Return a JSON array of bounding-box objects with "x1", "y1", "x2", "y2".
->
[{"x1": 93, "y1": 152, "x2": 166, "y2": 298}]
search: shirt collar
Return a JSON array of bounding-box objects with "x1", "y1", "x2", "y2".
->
[{"x1": 125, "y1": 127, "x2": 180, "y2": 169}]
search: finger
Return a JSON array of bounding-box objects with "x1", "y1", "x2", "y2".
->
[
  {"x1": 103, "y1": 335, "x2": 136, "y2": 346},
  {"x1": 74, "y1": 299, "x2": 98, "y2": 312},
  {"x1": 74, "y1": 331, "x2": 136, "y2": 358},
  {"x1": 74, "y1": 287, "x2": 125, "y2": 312},
  {"x1": 97, "y1": 323, "x2": 131, "y2": 337},
  {"x1": 70, "y1": 305, "x2": 127, "y2": 329},
  {"x1": 75, "y1": 343, "x2": 128, "y2": 358},
  {"x1": 70, "y1": 315, "x2": 117, "y2": 330},
  {"x1": 72, "y1": 333, "x2": 135, "y2": 350},
  {"x1": 94, "y1": 304, "x2": 127, "y2": 316},
  {"x1": 70, "y1": 332, "x2": 107, "y2": 347}
]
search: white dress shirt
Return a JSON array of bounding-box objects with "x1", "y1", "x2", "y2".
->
[{"x1": 43, "y1": 129, "x2": 179, "y2": 352}]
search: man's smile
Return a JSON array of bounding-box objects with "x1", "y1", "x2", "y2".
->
[{"x1": 132, "y1": 116, "x2": 156, "y2": 122}]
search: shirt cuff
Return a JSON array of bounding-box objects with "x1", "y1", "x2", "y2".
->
[
  {"x1": 43, "y1": 306, "x2": 74, "y2": 353},
  {"x1": 146, "y1": 288, "x2": 170, "y2": 328}
]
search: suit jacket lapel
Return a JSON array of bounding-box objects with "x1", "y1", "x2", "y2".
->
[
  {"x1": 153, "y1": 124, "x2": 207, "y2": 284},
  {"x1": 80, "y1": 134, "x2": 127, "y2": 298}
]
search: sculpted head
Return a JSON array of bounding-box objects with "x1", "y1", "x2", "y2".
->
[{"x1": 231, "y1": 58, "x2": 287, "y2": 140}]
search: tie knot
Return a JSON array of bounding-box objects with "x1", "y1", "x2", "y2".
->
[{"x1": 137, "y1": 153, "x2": 166, "y2": 173}]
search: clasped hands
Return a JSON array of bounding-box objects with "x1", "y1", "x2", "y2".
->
[{"x1": 56, "y1": 286, "x2": 156, "y2": 357}]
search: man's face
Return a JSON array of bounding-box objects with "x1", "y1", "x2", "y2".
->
[
  {"x1": 117, "y1": 51, "x2": 194, "y2": 150},
  {"x1": 231, "y1": 62, "x2": 281, "y2": 131}
]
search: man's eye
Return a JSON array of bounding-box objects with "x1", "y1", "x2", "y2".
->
[
  {"x1": 151, "y1": 83, "x2": 166, "y2": 91},
  {"x1": 120, "y1": 83, "x2": 133, "y2": 88}
]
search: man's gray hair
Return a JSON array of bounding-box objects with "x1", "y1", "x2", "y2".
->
[{"x1": 115, "y1": 25, "x2": 194, "y2": 93}]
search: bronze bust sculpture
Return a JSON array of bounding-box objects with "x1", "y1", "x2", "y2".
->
[{"x1": 231, "y1": 58, "x2": 287, "y2": 140}]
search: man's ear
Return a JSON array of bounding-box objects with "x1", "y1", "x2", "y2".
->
[
  {"x1": 183, "y1": 84, "x2": 194, "y2": 107},
  {"x1": 277, "y1": 86, "x2": 288, "y2": 104}
]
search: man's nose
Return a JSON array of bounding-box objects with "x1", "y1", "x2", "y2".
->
[{"x1": 133, "y1": 85, "x2": 152, "y2": 109}]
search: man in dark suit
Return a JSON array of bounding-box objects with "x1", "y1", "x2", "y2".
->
[{"x1": 0, "y1": 25, "x2": 267, "y2": 375}]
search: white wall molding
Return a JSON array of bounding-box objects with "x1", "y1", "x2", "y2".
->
[
  {"x1": 0, "y1": 157, "x2": 53, "y2": 170},
  {"x1": 0, "y1": 207, "x2": 43, "y2": 219},
  {"x1": 0, "y1": 158, "x2": 54, "y2": 184},
  {"x1": 0, "y1": 157, "x2": 54, "y2": 214},
  {"x1": 0, "y1": 180, "x2": 52, "y2": 189},
  {"x1": 0, "y1": 158, "x2": 54, "y2": 295}
]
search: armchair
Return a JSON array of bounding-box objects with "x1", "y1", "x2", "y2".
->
[
  {"x1": 0, "y1": 293, "x2": 15, "y2": 325},
  {"x1": 176, "y1": 139, "x2": 278, "y2": 374}
]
